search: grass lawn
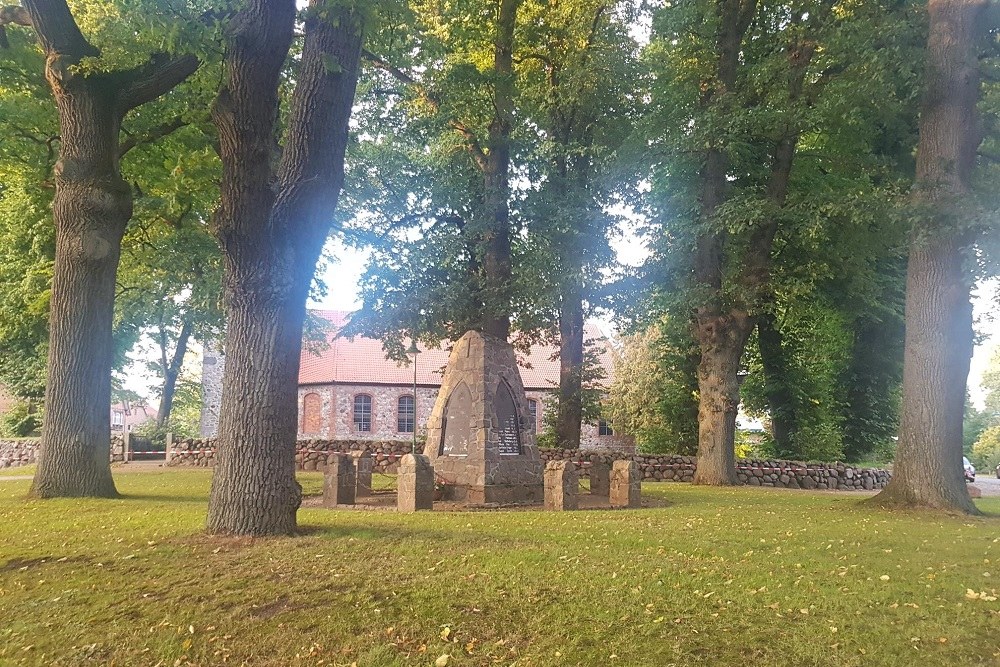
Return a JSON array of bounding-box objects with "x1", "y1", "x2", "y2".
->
[{"x1": 1, "y1": 469, "x2": 998, "y2": 667}]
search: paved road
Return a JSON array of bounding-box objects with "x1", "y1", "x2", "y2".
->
[{"x1": 973, "y1": 475, "x2": 1000, "y2": 497}]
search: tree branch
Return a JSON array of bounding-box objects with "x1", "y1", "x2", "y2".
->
[
  {"x1": 450, "y1": 120, "x2": 489, "y2": 170},
  {"x1": 363, "y1": 48, "x2": 489, "y2": 171},
  {"x1": 21, "y1": 0, "x2": 97, "y2": 59},
  {"x1": 119, "y1": 53, "x2": 200, "y2": 112},
  {"x1": 118, "y1": 115, "x2": 188, "y2": 158},
  {"x1": 0, "y1": 4, "x2": 30, "y2": 49},
  {"x1": 362, "y1": 48, "x2": 418, "y2": 85}
]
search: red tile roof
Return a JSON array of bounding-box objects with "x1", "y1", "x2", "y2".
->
[{"x1": 298, "y1": 310, "x2": 614, "y2": 391}]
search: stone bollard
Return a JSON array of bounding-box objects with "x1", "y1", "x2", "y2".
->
[
  {"x1": 164, "y1": 432, "x2": 173, "y2": 464},
  {"x1": 590, "y1": 460, "x2": 610, "y2": 497},
  {"x1": 123, "y1": 432, "x2": 133, "y2": 463},
  {"x1": 610, "y1": 460, "x2": 641, "y2": 508},
  {"x1": 544, "y1": 461, "x2": 578, "y2": 511},
  {"x1": 397, "y1": 453, "x2": 434, "y2": 512},
  {"x1": 323, "y1": 454, "x2": 357, "y2": 507},
  {"x1": 353, "y1": 450, "x2": 373, "y2": 497}
]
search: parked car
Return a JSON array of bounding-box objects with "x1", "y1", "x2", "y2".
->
[{"x1": 963, "y1": 456, "x2": 975, "y2": 483}]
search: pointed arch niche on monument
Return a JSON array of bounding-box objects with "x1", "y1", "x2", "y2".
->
[
  {"x1": 494, "y1": 379, "x2": 522, "y2": 456},
  {"x1": 440, "y1": 381, "x2": 473, "y2": 457}
]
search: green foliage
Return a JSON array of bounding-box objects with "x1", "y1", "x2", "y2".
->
[
  {"x1": 606, "y1": 319, "x2": 699, "y2": 454},
  {"x1": 0, "y1": 1, "x2": 222, "y2": 415},
  {"x1": 0, "y1": 165, "x2": 53, "y2": 399},
  {"x1": 971, "y1": 425, "x2": 1000, "y2": 474},
  {"x1": 344, "y1": 0, "x2": 641, "y2": 355},
  {"x1": 1, "y1": 400, "x2": 42, "y2": 437},
  {"x1": 637, "y1": 0, "x2": 917, "y2": 462}
]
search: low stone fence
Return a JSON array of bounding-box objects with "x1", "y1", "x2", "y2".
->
[
  {"x1": 0, "y1": 439, "x2": 39, "y2": 468},
  {"x1": 166, "y1": 438, "x2": 890, "y2": 491},
  {"x1": 167, "y1": 438, "x2": 418, "y2": 472},
  {"x1": 1, "y1": 436, "x2": 129, "y2": 468},
  {"x1": 541, "y1": 450, "x2": 891, "y2": 491}
]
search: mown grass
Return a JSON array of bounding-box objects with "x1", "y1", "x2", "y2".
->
[{"x1": 0, "y1": 469, "x2": 998, "y2": 667}]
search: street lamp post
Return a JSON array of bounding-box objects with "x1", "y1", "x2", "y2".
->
[{"x1": 406, "y1": 340, "x2": 421, "y2": 454}]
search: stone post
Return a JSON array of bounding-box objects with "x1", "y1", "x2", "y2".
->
[
  {"x1": 589, "y1": 460, "x2": 610, "y2": 497},
  {"x1": 610, "y1": 460, "x2": 641, "y2": 508},
  {"x1": 397, "y1": 453, "x2": 434, "y2": 512},
  {"x1": 323, "y1": 453, "x2": 357, "y2": 507},
  {"x1": 123, "y1": 432, "x2": 133, "y2": 463},
  {"x1": 544, "y1": 461, "x2": 578, "y2": 511},
  {"x1": 353, "y1": 450, "x2": 373, "y2": 497},
  {"x1": 164, "y1": 432, "x2": 173, "y2": 464}
]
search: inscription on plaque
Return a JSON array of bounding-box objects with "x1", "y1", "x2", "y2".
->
[
  {"x1": 495, "y1": 381, "x2": 521, "y2": 455},
  {"x1": 440, "y1": 382, "x2": 473, "y2": 457}
]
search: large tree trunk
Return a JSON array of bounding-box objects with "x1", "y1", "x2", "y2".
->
[
  {"x1": 555, "y1": 282, "x2": 584, "y2": 448},
  {"x1": 688, "y1": 0, "x2": 755, "y2": 485},
  {"x1": 30, "y1": 86, "x2": 127, "y2": 497},
  {"x1": 206, "y1": 0, "x2": 363, "y2": 535},
  {"x1": 691, "y1": 9, "x2": 812, "y2": 484},
  {"x1": 757, "y1": 313, "x2": 798, "y2": 457},
  {"x1": 206, "y1": 274, "x2": 308, "y2": 534},
  {"x1": 692, "y1": 313, "x2": 751, "y2": 485},
  {"x1": 872, "y1": 0, "x2": 986, "y2": 514},
  {"x1": 16, "y1": 0, "x2": 197, "y2": 498},
  {"x1": 155, "y1": 317, "x2": 192, "y2": 428}
]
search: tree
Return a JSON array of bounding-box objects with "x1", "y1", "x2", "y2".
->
[
  {"x1": 605, "y1": 319, "x2": 700, "y2": 454},
  {"x1": 1, "y1": 0, "x2": 200, "y2": 497},
  {"x1": 646, "y1": 0, "x2": 919, "y2": 482},
  {"x1": 872, "y1": 0, "x2": 993, "y2": 513},
  {"x1": 516, "y1": 0, "x2": 639, "y2": 448},
  {"x1": 346, "y1": 0, "x2": 525, "y2": 347},
  {"x1": 114, "y1": 125, "x2": 222, "y2": 430},
  {"x1": 647, "y1": 0, "x2": 840, "y2": 483},
  {"x1": 205, "y1": 0, "x2": 364, "y2": 535}
]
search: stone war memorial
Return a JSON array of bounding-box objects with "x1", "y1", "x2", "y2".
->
[{"x1": 424, "y1": 330, "x2": 544, "y2": 504}]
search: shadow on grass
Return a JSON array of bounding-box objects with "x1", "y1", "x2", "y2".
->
[
  {"x1": 297, "y1": 522, "x2": 459, "y2": 542},
  {"x1": 119, "y1": 493, "x2": 211, "y2": 504}
]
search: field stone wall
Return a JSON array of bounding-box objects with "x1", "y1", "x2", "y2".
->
[
  {"x1": 540, "y1": 450, "x2": 891, "y2": 491},
  {"x1": 167, "y1": 439, "x2": 891, "y2": 490},
  {"x1": 1, "y1": 437, "x2": 128, "y2": 468},
  {"x1": 0, "y1": 439, "x2": 39, "y2": 468}
]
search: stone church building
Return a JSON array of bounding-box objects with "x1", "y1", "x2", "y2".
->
[{"x1": 200, "y1": 310, "x2": 633, "y2": 451}]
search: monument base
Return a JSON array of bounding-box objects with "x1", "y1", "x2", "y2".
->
[{"x1": 446, "y1": 482, "x2": 544, "y2": 505}]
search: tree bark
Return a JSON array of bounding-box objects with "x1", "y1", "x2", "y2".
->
[
  {"x1": 28, "y1": 80, "x2": 128, "y2": 498},
  {"x1": 692, "y1": 312, "x2": 750, "y2": 485},
  {"x1": 155, "y1": 317, "x2": 192, "y2": 428},
  {"x1": 691, "y1": 5, "x2": 815, "y2": 485},
  {"x1": 689, "y1": 0, "x2": 756, "y2": 486},
  {"x1": 206, "y1": 0, "x2": 364, "y2": 535},
  {"x1": 16, "y1": 0, "x2": 197, "y2": 498},
  {"x1": 872, "y1": 0, "x2": 986, "y2": 513},
  {"x1": 478, "y1": 0, "x2": 520, "y2": 341},
  {"x1": 555, "y1": 281, "x2": 584, "y2": 448}
]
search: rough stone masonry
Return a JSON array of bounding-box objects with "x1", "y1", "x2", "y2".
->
[
  {"x1": 397, "y1": 453, "x2": 434, "y2": 512},
  {"x1": 544, "y1": 460, "x2": 578, "y2": 511},
  {"x1": 423, "y1": 331, "x2": 543, "y2": 504}
]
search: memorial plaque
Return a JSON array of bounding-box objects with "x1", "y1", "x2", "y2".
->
[
  {"x1": 495, "y1": 381, "x2": 521, "y2": 455},
  {"x1": 440, "y1": 382, "x2": 472, "y2": 456}
]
